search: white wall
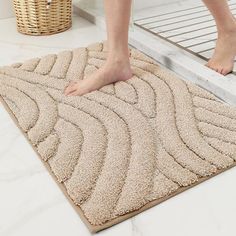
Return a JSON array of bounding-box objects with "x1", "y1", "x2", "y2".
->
[
  {"x1": 0, "y1": 0, "x2": 14, "y2": 19},
  {"x1": 134, "y1": 0, "x2": 176, "y2": 10},
  {"x1": 76, "y1": 0, "x2": 177, "y2": 11}
]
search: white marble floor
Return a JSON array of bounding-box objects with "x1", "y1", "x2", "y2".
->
[{"x1": 0, "y1": 15, "x2": 236, "y2": 236}]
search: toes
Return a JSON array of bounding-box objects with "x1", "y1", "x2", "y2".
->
[
  {"x1": 222, "y1": 68, "x2": 232, "y2": 76},
  {"x1": 219, "y1": 68, "x2": 229, "y2": 76},
  {"x1": 206, "y1": 65, "x2": 232, "y2": 76},
  {"x1": 211, "y1": 67, "x2": 216, "y2": 72},
  {"x1": 64, "y1": 83, "x2": 73, "y2": 95},
  {"x1": 205, "y1": 63, "x2": 225, "y2": 75},
  {"x1": 64, "y1": 82, "x2": 77, "y2": 95},
  {"x1": 68, "y1": 90, "x2": 84, "y2": 96},
  {"x1": 205, "y1": 61, "x2": 211, "y2": 67},
  {"x1": 222, "y1": 70, "x2": 227, "y2": 76},
  {"x1": 67, "y1": 85, "x2": 86, "y2": 96},
  {"x1": 68, "y1": 91, "x2": 80, "y2": 96},
  {"x1": 217, "y1": 68, "x2": 223, "y2": 74},
  {"x1": 205, "y1": 61, "x2": 216, "y2": 71},
  {"x1": 216, "y1": 66, "x2": 232, "y2": 75},
  {"x1": 64, "y1": 86, "x2": 76, "y2": 96},
  {"x1": 211, "y1": 66, "x2": 218, "y2": 73}
]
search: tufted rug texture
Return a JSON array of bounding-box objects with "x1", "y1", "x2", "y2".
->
[{"x1": 1, "y1": 42, "x2": 236, "y2": 233}]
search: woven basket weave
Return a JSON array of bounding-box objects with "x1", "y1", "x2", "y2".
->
[{"x1": 13, "y1": 0, "x2": 72, "y2": 36}]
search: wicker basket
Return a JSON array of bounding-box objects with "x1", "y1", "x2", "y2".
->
[{"x1": 13, "y1": 0, "x2": 72, "y2": 36}]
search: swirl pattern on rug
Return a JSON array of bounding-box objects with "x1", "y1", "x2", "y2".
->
[{"x1": 1, "y1": 42, "x2": 236, "y2": 231}]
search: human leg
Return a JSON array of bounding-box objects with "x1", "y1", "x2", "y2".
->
[{"x1": 64, "y1": 0, "x2": 132, "y2": 96}]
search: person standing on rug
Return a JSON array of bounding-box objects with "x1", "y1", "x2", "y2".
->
[{"x1": 64, "y1": 0, "x2": 236, "y2": 96}]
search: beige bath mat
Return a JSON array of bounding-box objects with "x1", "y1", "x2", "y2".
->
[{"x1": 1, "y1": 42, "x2": 236, "y2": 233}]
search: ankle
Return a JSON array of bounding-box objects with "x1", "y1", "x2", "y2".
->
[
  {"x1": 107, "y1": 47, "x2": 130, "y2": 60},
  {"x1": 218, "y1": 30, "x2": 236, "y2": 40},
  {"x1": 217, "y1": 19, "x2": 236, "y2": 36},
  {"x1": 107, "y1": 54, "x2": 130, "y2": 66}
]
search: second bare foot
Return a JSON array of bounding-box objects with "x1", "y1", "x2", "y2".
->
[{"x1": 206, "y1": 30, "x2": 236, "y2": 75}]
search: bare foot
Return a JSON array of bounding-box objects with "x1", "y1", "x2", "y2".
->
[
  {"x1": 64, "y1": 59, "x2": 132, "y2": 96},
  {"x1": 206, "y1": 30, "x2": 236, "y2": 75}
]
